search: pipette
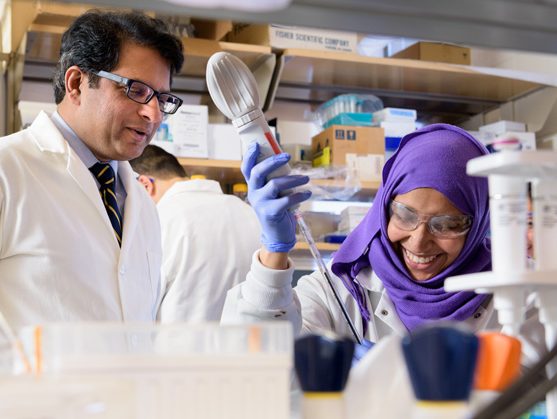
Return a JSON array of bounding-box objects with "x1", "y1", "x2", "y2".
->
[{"x1": 206, "y1": 52, "x2": 363, "y2": 344}]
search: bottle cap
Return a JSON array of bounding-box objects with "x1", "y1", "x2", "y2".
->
[{"x1": 232, "y1": 183, "x2": 248, "y2": 193}]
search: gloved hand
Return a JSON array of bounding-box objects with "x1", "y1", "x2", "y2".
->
[
  {"x1": 352, "y1": 339, "x2": 375, "y2": 366},
  {"x1": 242, "y1": 143, "x2": 311, "y2": 253}
]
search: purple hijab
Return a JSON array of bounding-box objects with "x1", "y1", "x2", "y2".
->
[{"x1": 331, "y1": 124, "x2": 491, "y2": 332}]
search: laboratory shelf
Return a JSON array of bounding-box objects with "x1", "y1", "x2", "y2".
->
[
  {"x1": 294, "y1": 242, "x2": 340, "y2": 252},
  {"x1": 269, "y1": 48, "x2": 546, "y2": 124},
  {"x1": 21, "y1": 3, "x2": 276, "y2": 110},
  {"x1": 177, "y1": 158, "x2": 379, "y2": 197}
]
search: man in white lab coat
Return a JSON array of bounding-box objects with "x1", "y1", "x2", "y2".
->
[
  {"x1": 0, "y1": 11, "x2": 184, "y2": 340},
  {"x1": 130, "y1": 145, "x2": 261, "y2": 322}
]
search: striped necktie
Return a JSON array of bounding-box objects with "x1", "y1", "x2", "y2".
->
[{"x1": 90, "y1": 162, "x2": 123, "y2": 246}]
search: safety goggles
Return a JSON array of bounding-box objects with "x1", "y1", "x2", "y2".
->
[
  {"x1": 389, "y1": 200, "x2": 473, "y2": 239},
  {"x1": 95, "y1": 70, "x2": 183, "y2": 114}
]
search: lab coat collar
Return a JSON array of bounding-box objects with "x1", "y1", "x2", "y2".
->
[
  {"x1": 163, "y1": 179, "x2": 223, "y2": 201},
  {"x1": 29, "y1": 111, "x2": 68, "y2": 154},
  {"x1": 29, "y1": 111, "x2": 144, "y2": 251},
  {"x1": 354, "y1": 268, "x2": 408, "y2": 338}
]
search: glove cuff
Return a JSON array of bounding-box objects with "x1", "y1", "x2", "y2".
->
[{"x1": 262, "y1": 237, "x2": 296, "y2": 253}]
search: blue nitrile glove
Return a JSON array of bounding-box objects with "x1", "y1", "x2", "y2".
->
[
  {"x1": 352, "y1": 339, "x2": 374, "y2": 366},
  {"x1": 242, "y1": 143, "x2": 311, "y2": 253}
]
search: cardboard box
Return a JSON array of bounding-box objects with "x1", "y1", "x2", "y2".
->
[
  {"x1": 312, "y1": 126, "x2": 385, "y2": 181},
  {"x1": 191, "y1": 19, "x2": 232, "y2": 40},
  {"x1": 392, "y1": 42, "x2": 471, "y2": 65},
  {"x1": 227, "y1": 24, "x2": 358, "y2": 53}
]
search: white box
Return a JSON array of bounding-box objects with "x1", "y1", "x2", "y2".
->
[
  {"x1": 380, "y1": 121, "x2": 416, "y2": 137},
  {"x1": 166, "y1": 104, "x2": 208, "y2": 158},
  {"x1": 207, "y1": 123, "x2": 241, "y2": 160},
  {"x1": 18, "y1": 100, "x2": 57, "y2": 128},
  {"x1": 479, "y1": 120, "x2": 526, "y2": 136},
  {"x1": 345, "y1": 153, "x2": 384, "y2": 182},
  {"x1": 373, "y1": 108, "x2": 417, "y2": 124},
  {"x1": 276, "y1": 120, "x2": 318, "y2": 146},
  {"x1": 339, "y1": 205, "x2": 370, "y2": 232},
  {"x1": 493, "y1": 131, "x2": 536, "y2": 151}
]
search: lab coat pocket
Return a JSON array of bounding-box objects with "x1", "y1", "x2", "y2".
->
[{"x1": 146, "y1": 251, "x2": 163, "y2": 310}]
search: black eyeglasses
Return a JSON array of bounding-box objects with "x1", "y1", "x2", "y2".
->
[
  {"x1": 389, "y1": 200, "x2": 473, "y2": 239},
  {"x1": 95, "y1": 70, "x2": 183, "y2": 115}
]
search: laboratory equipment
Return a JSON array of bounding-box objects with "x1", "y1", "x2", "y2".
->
[
  {"x1": 473, "y1": 339, "x2": 557, "y2": 419},
  {"x1": 0, "y1": 375, "x2": 136, "y2": 418},
  {"x1": 0, "y1": 309, "x2": 30, "y2": 373},
  {"x1": 344, "y1": 334, "x2": 414, "y2": 419},
  {"x1": 445, "y1": 150, "x2": 557, "y2": 419},
  {"x1": 469, "y1": 332, "x2": 521, "y2": 414},
  {"x1": 206, "y1": 51, "x2": 363, "y2": 344},
  {"x1": 401, "y1": 324, "x2": 479, "y2": 419},
  {"x1": 19, "y1": 322, "x2": 292, "y2": 419},
  {"x1": 294, "y1": 334, "x2": 354, "y2": 419}
]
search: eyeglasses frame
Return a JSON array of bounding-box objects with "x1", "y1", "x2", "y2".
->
[{"x1": 94, "y1": 70, "x2": 183, "y2": 115}]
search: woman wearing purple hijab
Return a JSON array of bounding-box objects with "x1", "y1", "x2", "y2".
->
[{"x1": 222, "y1": 124, "x2": 543, "y2": 359}]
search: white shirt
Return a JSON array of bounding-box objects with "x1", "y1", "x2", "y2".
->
[{"x1": 157, "y1": 179, "x2": 261, "y2": 322}]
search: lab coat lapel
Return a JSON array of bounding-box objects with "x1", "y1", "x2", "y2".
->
[
  {"x1": 29, "y1": 112, "x2": 114, "y2": 237},
  {"x1": 118, "y1": 161, "x2": 142, "y2": 253}
]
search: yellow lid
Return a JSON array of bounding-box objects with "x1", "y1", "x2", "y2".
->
[
  {"x1": 190, "y1": 174, "x2": 207, "y2": 180},
  {"x1": 232, "y1": 183, "x2": 248, "y2": 193}
]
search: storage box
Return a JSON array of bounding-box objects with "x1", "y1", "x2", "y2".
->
[
  {"x1": 165, "y1": 104, "x2": 208, "y2": 158},
  {"x1": 207, "y1": 123, "x2": 241, "y2": 160},
  {"x1": 373, "y1": 107, "x2": 417, "y2": 124},
  {"x1": 312, "y1": 125, "x2": 384, "y2": 165},
  {"x1": 191, "y1": 18, "x2": 233, "y2": 40},
  {"x1": 392, "y1": 42, "x2": 471, "y2": 65},
  {"x1": 227, "y1": 24, "x2": 358, "y2": 53},
  {"x1": 339, "y1": 205, "x2": 370, "y2": 233},
  {"x1": 20, "y1": 322, "x2": 292, "y2": 419},
  {"x1": 479, "y1": 120, "x2": 526, "y2": 136}
]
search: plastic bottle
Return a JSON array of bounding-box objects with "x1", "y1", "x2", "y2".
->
[{"x1": 232, "y1": 183, "x2": 248, "y2": 202}]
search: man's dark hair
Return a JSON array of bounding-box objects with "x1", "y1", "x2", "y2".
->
[
  {"x1": 130, "y1": 144, "x2": 187, "y2": 179},
  {"x1": 53, "y1": 10, "x2": 184, "y2": 104}
]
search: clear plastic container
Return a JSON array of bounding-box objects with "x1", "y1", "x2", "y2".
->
[
  {"x1": 0, "y1": 375, "x2": 136, "y2": 418},
  {"x1": 19, "y1": 322, "x2": 292, "y2": 419},
  {"x1": 311, "y1": 94, "x2": 383, "y2": 129}
]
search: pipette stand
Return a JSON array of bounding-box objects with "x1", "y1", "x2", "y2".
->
[{"x1": 445, "y1": 150, "x2": 557, "y2": 419}]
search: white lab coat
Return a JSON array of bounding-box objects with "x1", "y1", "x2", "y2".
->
[
  {"x1": 222, "y1": 250, "x2": 547, "y2": 365},
  {"x1": 157, "y1": 179, "x2": 261, "y2": 322},
  {"x1": 0, "y1": 111, "x2": 162, "y2": 335}
]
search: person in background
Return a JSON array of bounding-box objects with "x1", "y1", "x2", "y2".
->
[
  {"x1": 130, "y1": 145, "x2": 261, "y2": 322},
  {"x1": 222, "y1": 124, "x2": 545, "y2": 364},
  {"x1": 0, "y1": 10, "x2": 184, "y2": 339}
]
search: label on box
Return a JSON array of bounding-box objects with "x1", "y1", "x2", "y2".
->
[
  {"x1": 270, "y1": 25, "x2": 357, "y2": 53},
  {"x1": 345, "y1": 153, "x2": 384, "y2": 182},
  {"x1": 166, "y1": 105, "x2": 208, "y2": 158}
]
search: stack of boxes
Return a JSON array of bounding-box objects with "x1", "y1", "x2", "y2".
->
[
  {"x1": 311, "y1": 125, "x2": 385, "y2": 183},
  {"x1": 476, "y1": 120, "x2": 536, "y2": 152},
  {"x1": 372, "y1": 108, "x2": 417, "y2": 160},
  {"x1": 151, "y1": 104, "x2": 244, "y2": 160}
]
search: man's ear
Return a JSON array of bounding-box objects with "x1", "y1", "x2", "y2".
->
[
  {"x1": 64, "y1": 65, "x2": 85, "y2": 105},
  {"x1": 137, "y1": 175, "x2": 156, "y2": 197}
]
